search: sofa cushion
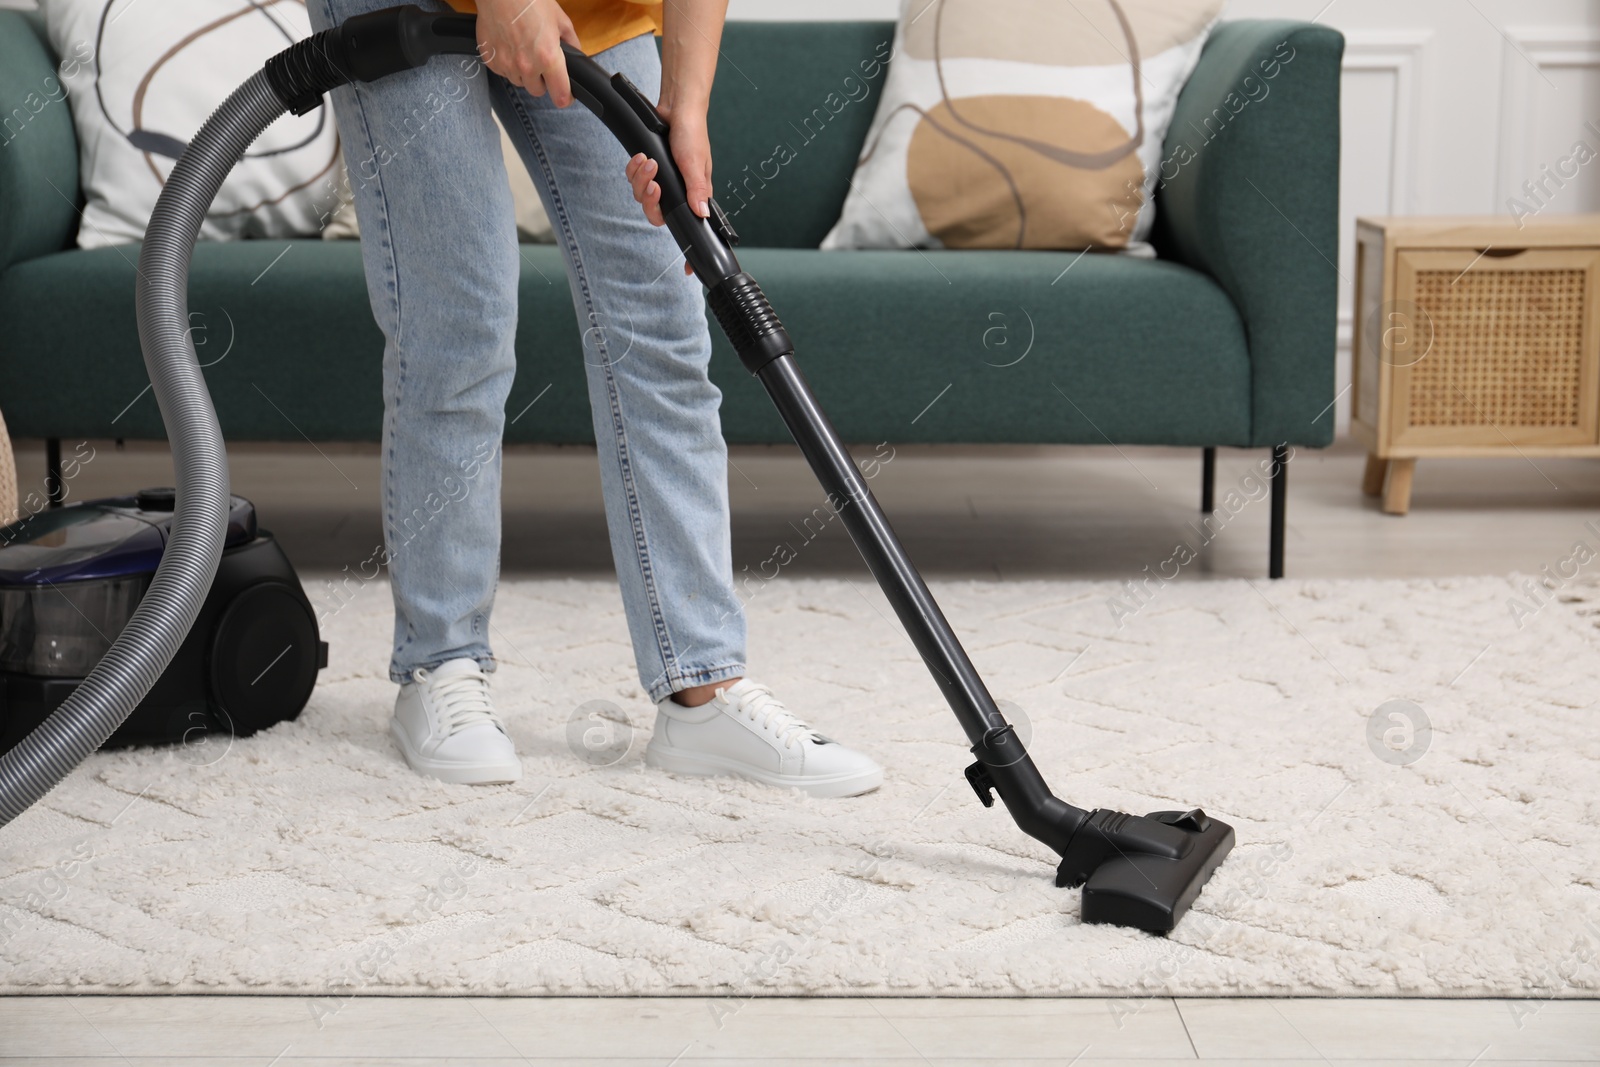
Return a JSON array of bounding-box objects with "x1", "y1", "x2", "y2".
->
[
  {"x1": 705, "y1": 21, "x2": 896, "y2": 250},
  {"x1": 0, "y1": 240, "x2": 1249, "y2": 447},
  {"x1": 722, "y1": 247, "x2": 1251, "y2": 445},
  {"x1": 0, "y1": 239, "x2": 593, "y2": 443}
]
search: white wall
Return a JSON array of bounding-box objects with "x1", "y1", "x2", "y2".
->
[
  {"x1": 735, "y1": 0, "x2": 1600, "y2": 435},
  {"x1": 1224, "y1": 0, "x2": 1600, "y2": 432}
]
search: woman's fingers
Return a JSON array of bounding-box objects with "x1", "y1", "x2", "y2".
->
[
  {"x1": 474, "y1": 0, "x2": 575, "y2": 106},
  {"x1": 622, "y1": 157, "x2": 689, "y2": 268},
  {"x1": 554, "y1": 6, "x2": 581, "y2": 49},
  {"x1": 626, "y1": 153, "x2": 653, "y2": 193},
  {"x1": 678, "y1": 154, "x2": 711, "y2": 220},
  {"x1": 625, "y1": 154, "x2": 664, "y2": 225},
  {"x1": 539, "y1": 36, "x2": 572, "y2": 107}
]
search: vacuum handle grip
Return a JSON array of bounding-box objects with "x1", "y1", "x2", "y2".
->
[
  {"x1": 561, "y1": 43, "x2": 689, "y2": 216},
  {"x1": 341, "y1": 7, "x2": 478, "y2": 81},
  {"x1": 559, "y1": 42, "x2": 741, "y2": 282}
]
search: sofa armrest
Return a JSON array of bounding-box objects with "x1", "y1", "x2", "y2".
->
[
  {"x1": 0, "y1": 11, "x2": 81, "y2": 274},
  {"x1": 1151, "y1": 19, "x2": 1344, "y2": 448}
]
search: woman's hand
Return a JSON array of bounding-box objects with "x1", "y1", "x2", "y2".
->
[
  {"x1": 474, "y1": 0, "x2": 581, "y2": 106},
  {"x1": 624, "y1": 103, "x2": 712, "y2": 274},
  {"x1": 626, "y1": 0, "x2": 724, "y2": 272},
  {"x1": 624, "y1": 105, "x2": 712, "y2": 227}
]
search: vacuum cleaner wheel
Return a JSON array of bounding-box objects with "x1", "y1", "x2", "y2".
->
[{"x1": 208, "y1": 580, "x2": 320, "y2": 737}]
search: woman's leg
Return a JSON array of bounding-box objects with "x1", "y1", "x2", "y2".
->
[
  {"x1": 311, "y1": 0, "x2": 519, "y2": 683},
  {"x1": 487, "y1": 35, "x2": 747, "y2": 704}
]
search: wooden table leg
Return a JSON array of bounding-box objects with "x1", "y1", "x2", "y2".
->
[
  {"x1": 1382, "y1": 458, "x2": 1416, "y2": 515},
  {"x1": 1361, "y1": 453, "x2": 1388, "y2": 497}
]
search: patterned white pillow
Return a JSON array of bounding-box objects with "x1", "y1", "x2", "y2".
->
[
  {"x1": 44, "y1": 0, "x2": 342, "y2": 249},
  {"x1": 822, "y1": 0, "x2": 1223, "y2": 252}
]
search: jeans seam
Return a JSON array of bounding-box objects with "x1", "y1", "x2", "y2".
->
[
  {"x1": 344, "y1": 84, "x2": 406, "y2": 357},
  {"x1": 503, "y1": 86, "x2": 683, "y2": 689},
  {"x1": 337, "y1": 52, "x2": 411, "y2": 676}
]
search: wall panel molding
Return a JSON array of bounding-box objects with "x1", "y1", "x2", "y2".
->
[
  {"x1": 1341, "y1": 29, "x2": 1431, "y2": 216},
  {"x1": 1497, "y1": 27, "x2": 1600, "y2": 211},
  {"x1": 1336, "y1": 30, "x2": 1431, "y2": 354}
]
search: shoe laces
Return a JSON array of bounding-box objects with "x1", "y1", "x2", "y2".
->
[
  {"x1": 721, "y1": 681, "x2": 822, "y2": 750},
  {"x1": 416, "y1": 665, "x2": 504, "y2": 738}
]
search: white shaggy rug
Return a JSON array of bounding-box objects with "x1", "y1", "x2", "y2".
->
[{"x1": 2, "y1": 575, "x2": 1598, "y2": 997}]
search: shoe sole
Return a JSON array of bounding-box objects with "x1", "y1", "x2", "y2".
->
[
  {"x1": 644, "y1": 742, "x2": 883, "y2": 798},
  {"x1": 389, "y1": 719, "x2": 522, "y2": 785}
]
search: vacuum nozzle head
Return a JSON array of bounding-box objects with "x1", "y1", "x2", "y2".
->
[{"x1": 1055, "y1": 808, "x2": 1235, "y2": 934}]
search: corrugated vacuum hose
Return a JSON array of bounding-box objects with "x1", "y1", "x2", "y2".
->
[
  {"x1": 0, "y1": 6, "x2": 1234, "y2": 934},
  {"x1": 0, "y1": 73, "x2": 284, "y2": 826},
  {"x1": 0, "y1": 5, "x2": 479, "y2": 827}
]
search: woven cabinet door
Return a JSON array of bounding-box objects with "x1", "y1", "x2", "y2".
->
[{"x1": 1390, "y1": 247, "x2": 1600, "y2": 449}]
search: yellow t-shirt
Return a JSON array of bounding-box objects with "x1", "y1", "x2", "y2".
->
[{"x1": 445, "y1": 0, "x2": 663, "y2": 57}]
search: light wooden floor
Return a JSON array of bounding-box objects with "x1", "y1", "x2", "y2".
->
[
  {"x1": 5, "y1": 439, "x2": 1599, "y2": 1064},
  {"x1": 2, "y1": 995, "x2": 1597, "y2": 1064},
  {"x1": 18, "y1": 436, "x2": 1600, "y2": 582}
]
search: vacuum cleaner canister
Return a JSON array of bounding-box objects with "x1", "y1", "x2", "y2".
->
[{"x1": 0, "y1": 489, "x2": 326, "y2": 755}]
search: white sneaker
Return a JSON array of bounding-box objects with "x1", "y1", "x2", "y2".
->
[
  {"x1": 390, "y1": 658, "x2": 521, "y2": 785},
  {"x1": 646, "y1": 678, "x2": 883, "y2": 798}
]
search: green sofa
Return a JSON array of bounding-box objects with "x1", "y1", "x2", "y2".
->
[{"x1": 0, "y1": 12, "x2": 1342, "y2": 576}]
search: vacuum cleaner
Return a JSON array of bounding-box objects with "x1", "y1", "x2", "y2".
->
[
  {"x1": 0, "y1": 490, "x2": 324, "y2": 755},
  {"x1": 0, "y1": 6, "x2": 1233, "y2": 934}
]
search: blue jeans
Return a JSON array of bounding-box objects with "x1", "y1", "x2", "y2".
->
[{"x1": 311, "y1": 0, "x2": 747, "y2": 703}]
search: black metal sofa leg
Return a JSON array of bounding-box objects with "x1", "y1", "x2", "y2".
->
[
  {"x1": 1201, "y1": 447, "x2": 1215, "y2": 514},
  {"x1": 45, "y1": 437, "x2": 63, "y2": 508},
  {"x1": 1269, "y1": 443, "x2": 1287, "y2": 579}
]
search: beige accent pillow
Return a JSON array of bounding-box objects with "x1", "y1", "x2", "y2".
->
[
  {"x1": 323, "y1": 114, "x2": 554, "y2": 244},
  {"x1": 822, "y1": 0, "x2": 1223, "y2": 252},
  {"x1": 0, "y1": 408, "x2": 15, "y2": 527}
]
